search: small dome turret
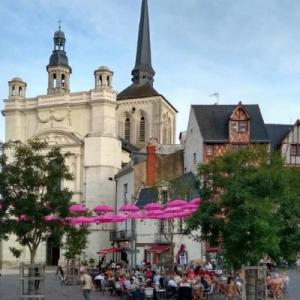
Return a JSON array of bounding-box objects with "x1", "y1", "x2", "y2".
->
[
  {"x1": 94, "y1": 66, "x2": 113, "y2": 90},
  {"x1": 8, "y1": 77, "x2": 27, "y2": 99}
]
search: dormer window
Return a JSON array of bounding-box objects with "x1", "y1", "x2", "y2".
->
[{"x1": 231, "y1": 120, "x2": 248, "y2": 133}]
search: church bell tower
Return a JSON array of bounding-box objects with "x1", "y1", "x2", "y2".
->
[{"x1": 47, "y1": 24, "x2": 72, "y2": 95}]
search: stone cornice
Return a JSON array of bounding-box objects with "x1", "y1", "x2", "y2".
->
[{"x1": 2, "y1": 89, "x2": 117, "y2": 114}]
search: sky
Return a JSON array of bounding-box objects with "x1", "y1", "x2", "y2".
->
[{"x1": 0, "y1": 0, "x2": 300, "y2": 142}]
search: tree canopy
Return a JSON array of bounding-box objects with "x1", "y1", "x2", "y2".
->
[
  {"x1": 0, "y1": 140, "x2": 75, "y2": 263},
  {"x1": 187, "y1": 146, "x2": 300, "y2": 269}
]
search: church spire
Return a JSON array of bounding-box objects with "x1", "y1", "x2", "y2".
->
[{"x1": 131, "y1": 0, "x2": 155, "y2": 86}]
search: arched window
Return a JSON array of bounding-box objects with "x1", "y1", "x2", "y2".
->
[
  {"x1": 107, "y1": 75, "x2": 110, "y2": 87},
  {"x1": 139, "y1": 116, "x2": 145, "y2": 142},
  {"x1": 53, "y1": 73, "x2": 57, "y2": 88},
  {"x1": 99, "y1": 75, "x2": 102, "y2": 86},
  {"x1": 12, "y1": 85, "x2": 16, "y2": 96},
  {"x1": 61, "y1": 74, "x2": 65, "y2": 87},
  {"x1": 19, "y1": 86, "x2": 22, "y2": 96},
  {"x1": 124, "y1": 118, "x2": 131, "y2": 141}
]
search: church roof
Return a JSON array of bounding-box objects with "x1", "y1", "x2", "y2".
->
[
  {"x1": 117, "y1": 82, "x2": 178, "y2": 113},
  {"x1": 117, "y1": 82, "x2": 160, "y2": 100},
  {"x1": 192, "y1": 104, "x2": 269, "y2": 143},
  {"x1": 265, "y1": 123, "x2": 293, "y2": 150}
]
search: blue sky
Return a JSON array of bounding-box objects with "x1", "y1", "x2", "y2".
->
[{"x1": 1, "y1": 0, "x2": 300, "y2": 141}]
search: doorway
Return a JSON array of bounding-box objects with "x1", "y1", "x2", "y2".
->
[{"x1": 46, "y1": 237, "x2": 60, "y2": 266}]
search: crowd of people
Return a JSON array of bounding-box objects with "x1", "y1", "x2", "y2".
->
[{"x1": 56, "y1": 257, "x2": 292, "y2": 300}]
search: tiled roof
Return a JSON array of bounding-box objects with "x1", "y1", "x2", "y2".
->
[
  {"x1": 192, "y1": 104, "x2": 269, "y2": 143},
  {"x1": 265, "y1": 124, "x2": 293, "y2": 150},
  {"x1": 136, "y1": 172, "x2": 200, "y2": 208},
  {"x1": 117, "y1": 82, "x2": 160, "y2": 100}
]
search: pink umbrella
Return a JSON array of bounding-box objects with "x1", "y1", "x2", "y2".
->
[
  {"x1": 182, "y1": 203, "x2": 199, "y2": 210},
  {"x1": 128, "y1": 212, "x2": 145, "y2": 219},
  {"x1": 119, "y1": 204, "x2": 139, "y2": 212},
  {"x1": 111, "y1": 214, "x2": 127, "y2": 222},
  {"x1": 70, "y1": 216, "x2": 91, "y2": 224},
  {"x1": 69, "y1": 204, "x2": 87, "y2": 213},
  {"x1": 165, "y1": 206, "x2": 182, "y2": 213},
  {"x1": 93, "y1": 205, "x2": 114, "y2": 214},
  {"x1": 143, "y1": 203, "x2": 163, "y2": 211},
  {"x1": 94, "y1": 215, "x2": 114, "y2": 223},
  {"x1": 157, "y1": 213, "x2": 176, "y2": 220},
  {"x1": 190, "y1": 197, "x2": 202, "y2": 205},
  {"x1": 167, "y1": 199, "x2": 187, "y2": 208},
  {"x1": 18, "y1": 214, "x2": 28, "y2": 221},
  {"x1": 43, "y1": 215, "x2": 58, "y2": 221},
  {"x1": 144, "y1": 211, "x2": 163, "y2": 219}
]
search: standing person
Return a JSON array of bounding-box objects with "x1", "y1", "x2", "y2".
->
[{"x1": 80, "y1": 268, "x2": 95, "y2": 300}]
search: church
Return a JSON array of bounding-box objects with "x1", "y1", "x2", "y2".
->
[{"x1": 1, "y1": 0, "x2": 177, "y2": 267}]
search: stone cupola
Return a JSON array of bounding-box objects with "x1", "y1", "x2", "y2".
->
[{"x1": 47, "y1": 25, "x2": 72, "y2": 95}]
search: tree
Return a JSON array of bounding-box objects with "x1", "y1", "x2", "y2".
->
[
  {"x1": 64, "y1": 225, "x2": 89, "y2": 260},
  {"x1": 187, "y1": 146, "x2": 300, "y2": 270},
  {"x1": 0, "y1": 140, "x2": 73, "y2": 264}
]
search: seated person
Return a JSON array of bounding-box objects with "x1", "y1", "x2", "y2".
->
[
  {"x1": 200, "y1": 276, "x2": 211, "y2": 293},
  {"x1": 167, "y1": 277, "x2": 178, "y2": 295}
]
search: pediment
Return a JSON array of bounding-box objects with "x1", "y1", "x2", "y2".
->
[{"x1": 33, "y1": 130, "x2": 83, "y2": 146}]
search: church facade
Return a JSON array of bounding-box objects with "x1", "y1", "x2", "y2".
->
[{"x1": 1, "y1": 0, "x2": 177, "y2": 267}]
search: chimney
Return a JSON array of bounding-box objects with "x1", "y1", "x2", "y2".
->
[{"x1": 146, "y1": 143, "x2": 156, "y2": 186}]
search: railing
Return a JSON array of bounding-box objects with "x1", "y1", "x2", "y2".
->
[{"x1": 109, "y1": 230, "x2": 134, "y2": 241}]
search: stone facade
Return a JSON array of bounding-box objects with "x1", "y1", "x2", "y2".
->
[{"x1": 281, "y1": 120, "x2": 300, "y2": 166}]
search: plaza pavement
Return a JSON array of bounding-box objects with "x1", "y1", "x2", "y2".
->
[{"x1": 0, "y1": 268, "x2": 300, "y2": 300}]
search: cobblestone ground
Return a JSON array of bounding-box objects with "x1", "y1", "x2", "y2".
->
[{"x1": 0, "y1": 268, "x2": 299, "y2": 300}]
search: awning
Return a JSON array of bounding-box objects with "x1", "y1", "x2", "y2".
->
[
  {"x1": 97, "y1": 247, "x2": 122, "y2": 255},
  {"x1": 147, "y1": 244, "x2": 170, "y2": 254}
]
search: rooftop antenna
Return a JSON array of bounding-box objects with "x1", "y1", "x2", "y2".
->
[
  {"x1": 209, "y1": 92, "x2": 219, "y2": 104},
  {"x1": 57, "y1": 19, "x2": 62, "y2": 31}
]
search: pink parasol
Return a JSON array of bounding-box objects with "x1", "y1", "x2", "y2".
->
[
  {"x1": 111, "y1": 214, "x2": 127, "y2": 222},
  {"x1": 182, "y1": 203, "x2": 199, "y2": 210},
  {"x1": 18, "y1": 214, "x2": 28, "y2": 221},
  {"x1": 144, "y1": 211, "x2": 162, "y2": 219},
  {"x1": 94, "y1": 215, "x2": 114, "y2": 223},
  {"x1": 93, "y1": 205, "x2": 114, "y2": 214},
  {"x1": 119, "y1": 203, "x2": 139, "y2": 212},
  {"x1": 43, "y1": 215, "x2": 58, "y2": 221},
  {"x1": 70, "y1": 216, "x2": 92, "y2": 224},
  {"x1": 190, "y1": 197, "x2": 202, "y2": 205},
  {"x1": 165, "y1": 206, "x2": 182, "y2": 213},
  {"x1": 69, "y1": 204, "x2": 87, "y2": 213},
  {"x1": 143, "y1": 203, "x2": 163, "y2": 211},
  {"x1": 167, "y1": 199, "x2": 187, "y2": 208},
  {"x1": 128, "y1": 212, "x2": 145, "y2": 219},
  {"x1": 157, "y1": 213, "x2": 176, "y2": 220}
]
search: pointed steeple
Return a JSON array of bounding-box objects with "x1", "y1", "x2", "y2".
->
[{"x1": 131, "y1": 0, "x2": 155, "y2": 86}]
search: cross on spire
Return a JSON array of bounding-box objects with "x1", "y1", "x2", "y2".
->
[{"x1": 57, "y1": 19, "x2": 62, "y2": 31}]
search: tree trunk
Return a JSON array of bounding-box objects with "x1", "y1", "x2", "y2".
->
[
  {"x1": 28, "y1": 247, "x2": 38, "y2": 297},
  {"x1": 245, "y1": 268, "x2": 258, "y2": 300}
]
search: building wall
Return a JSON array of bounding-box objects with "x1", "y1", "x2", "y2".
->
[
  {"x1": 281, "y1": 122, "x2": 300, "y2": 166},
  {"x1": 2, "y1": 87, "x2": 121, "y2": 266},
  {"x1": 116, "y1": 96, "x2": 176, "y2": 148},
  {"x1": 156, "y1": 151, "x2": 183, "y2": 183},
  {"x1": 184, "y1": 109, "x2": 204, "y2": 173}
]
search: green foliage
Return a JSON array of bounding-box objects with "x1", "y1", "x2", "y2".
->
[
  {"x1": 9, "y1": 247, "x2": 22, "y2": 258},
  {"x1": 64, "y1": 225, "x2": 89, "y2": 259},
  {"x1": 187, "y1": 146, "x2": 300, "y2": 269},
  {"x1": 0, "y1": 139, "x2": 73, "y2": 263}
]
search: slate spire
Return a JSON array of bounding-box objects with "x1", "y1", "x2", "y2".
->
[{"x1": 131, "y1": 0, "x2": 155, "y2": 86}]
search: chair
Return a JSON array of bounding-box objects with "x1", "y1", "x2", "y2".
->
[
  {"x1": 204, "y1": 284, "x2": 215, "y2": 300},
  {"x1": 144, "y1": 287, "x2": 154, "y2": 300}
]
